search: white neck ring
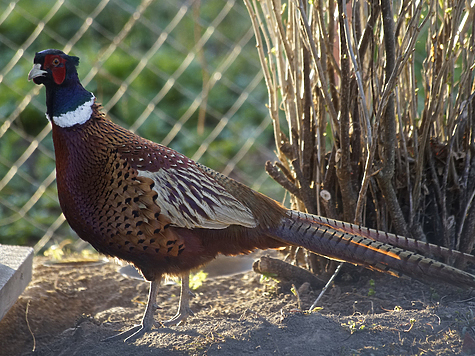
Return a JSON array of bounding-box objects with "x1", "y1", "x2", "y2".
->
[{"x1": 51, "y1": 96, "x2": 95, "y2": 128}]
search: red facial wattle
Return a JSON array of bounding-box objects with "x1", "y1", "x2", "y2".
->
[{"x1": 43, "y1": 54, "x2": 66, "y2": 85}]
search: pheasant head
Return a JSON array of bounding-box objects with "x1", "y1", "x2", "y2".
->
[{"x1": 28, "y1": 49, "x2": 94, "y2": 128}]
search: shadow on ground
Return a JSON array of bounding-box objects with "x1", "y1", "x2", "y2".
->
[{"x1": 1, "y1": 256, "x2": 475, "y2": 355}]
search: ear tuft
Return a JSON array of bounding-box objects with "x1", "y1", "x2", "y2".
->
[{"x1": 68, "y1": 55, "x2": 80, "y2": 67}]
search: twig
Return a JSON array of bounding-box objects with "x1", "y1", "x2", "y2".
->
[
  {"x1": 243, "y1": 0, "x2": 283, "y2": 160},
  {"x1": 456, "y1": 186, "x2": 475, "y2": 250},
  {"x1": 355, "y1": 118, "x2": 380, "y2": 225},
  {"x1": 341, "y1": 1, "x2": 372, "y2": 146},
  {"x1": 308, "y1": 262, "x2": 343, "y2": 312},
  {"x1": 290, "y1": 129, "x2": 318, "y2": 213},
  {"x1": 275, "y1": 161, "x2": 295, "y2": 183},
  {"x1": 295, "y1": 0, "x2": 339, "y2": 129},
  {"x1": 302, "y1": 32, "x2": 314, "y2": 184},
  {"x1": 335, "y1": 0, "x2": 357, "y2": 221},
  {"x1": 26, "y1": 300, "x2": 36, "y2": 352},
  {"x1": 357, "y1": 1, "x2": 380, "y2": 58},
  {"x1": 265, "y1": 161, "x2": 302, "y2": 199}
]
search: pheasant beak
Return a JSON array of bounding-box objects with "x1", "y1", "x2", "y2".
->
[{"x1": 28, "y1": 63, "x2": 48, "y2": 81}]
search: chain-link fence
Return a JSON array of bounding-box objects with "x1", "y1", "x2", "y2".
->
[{"x1": 0, "y1": 0, "x2": 282, "y2": 252}]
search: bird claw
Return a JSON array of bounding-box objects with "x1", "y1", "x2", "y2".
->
[
  {"x1": 161, "y1": 307, "x2": 194, "y2": 327},
  {"x1": 101, "y1": 324, "x2": 150, "y2": 343},
  {"x1": 103, "y1": 307, "x2": 195, "y2": 342}
]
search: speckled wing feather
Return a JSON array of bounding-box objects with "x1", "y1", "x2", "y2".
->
[
  {"x1": 114, "y1": 134, "x2": 257, "y2": 230},
  {"x1": 139, "y1": 166, "x2": 257, "y2": 229}
]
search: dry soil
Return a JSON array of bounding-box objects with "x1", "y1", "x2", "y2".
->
[{"x1": 1, "y1": 254, "x2": 475, "y2": 355}]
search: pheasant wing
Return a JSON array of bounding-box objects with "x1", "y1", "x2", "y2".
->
[{"x1": 124, "y1": 142, "x2": 257, "y2": 230}]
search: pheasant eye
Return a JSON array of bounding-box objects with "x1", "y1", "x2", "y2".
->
[{"x1": 52, "y1": 58, "x2": 60, "y2": 66}]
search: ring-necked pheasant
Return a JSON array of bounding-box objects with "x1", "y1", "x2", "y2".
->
[{"x1": 28, "y1": 49, "x2": 475, "y2": 342}]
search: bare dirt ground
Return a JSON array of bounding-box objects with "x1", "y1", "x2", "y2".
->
[{"x1": 2, "y1": 254, "x2": 475, "y2": 356}]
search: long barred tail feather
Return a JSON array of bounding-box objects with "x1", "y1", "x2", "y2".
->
[
  {"x1": 269, "y1": 210, "x2": 475, "y2": 288},
  {"x1": 302, "y1": 212, "x2": 475, "y2": 265}
]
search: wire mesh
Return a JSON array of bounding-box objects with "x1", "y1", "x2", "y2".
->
[{"x1": 0, "y1": 0, "x2": 282, "y2": 252}]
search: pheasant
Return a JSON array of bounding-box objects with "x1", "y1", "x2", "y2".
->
[{"x1": 28, "y1": 49, "x2": 475, "y2": 342}]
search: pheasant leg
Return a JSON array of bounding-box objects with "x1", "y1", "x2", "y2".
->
[
  {"x1": 161, "y1": 274, "x2": 194, "y2": 327},
  {"x1": 103, "y1": 276, "x2": 162, "y2": 342}
]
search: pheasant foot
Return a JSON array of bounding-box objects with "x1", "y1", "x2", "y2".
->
[
  {"x1": 102, "y1": 277, "x2": 162, "y2": 342},
  {"x1": 161, "y1": 274, "x2": 194, "y2": 327}
]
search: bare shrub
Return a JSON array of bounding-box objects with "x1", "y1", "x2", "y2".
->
[{"x1": 244, "y1": 0, "x2": 475, "y2": 269}]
